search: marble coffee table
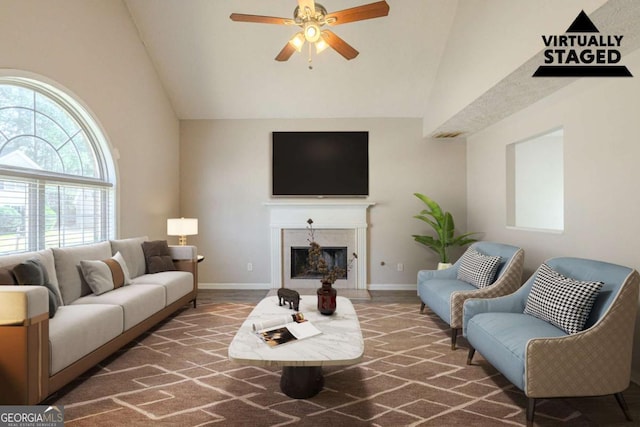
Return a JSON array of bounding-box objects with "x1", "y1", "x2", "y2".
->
[{"x1": 228, "y1": 295, "x2": 364, "y2": 398}]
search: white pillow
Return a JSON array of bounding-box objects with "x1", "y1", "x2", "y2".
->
[{"x1": 80, "y1": 251, "x2": 131, "y2": 295}]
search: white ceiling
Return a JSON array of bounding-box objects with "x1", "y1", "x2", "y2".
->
[
  {"x1": 125, "y1": 0, "x2": 640, "y2": 136},
  {"x1": 124, "y1": 0, "x2": 457, "y2": 120}
]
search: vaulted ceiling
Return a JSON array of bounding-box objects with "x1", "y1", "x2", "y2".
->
[
  {"x1": 125, "y1": 0, "x2": 456, "y2": 120},
  {"x1": 124, "y1": 0, "x2": 640, "y2": 137}
]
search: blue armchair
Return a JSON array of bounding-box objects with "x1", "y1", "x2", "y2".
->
[
  {"x1": 464, "y1": 257, "x2": 639, "y2": 425},
  {"x1": 417, "y1": 241, "x2": 524, "y2": 349}
]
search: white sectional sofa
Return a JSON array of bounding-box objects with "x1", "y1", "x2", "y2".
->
[{"x1": 0, "y1": 237, "x2": 198, "y2": 404}]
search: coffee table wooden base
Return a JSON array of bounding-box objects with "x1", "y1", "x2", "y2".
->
[{"x1": 280, "y1": 366, "x2": 324, "y2": 399}]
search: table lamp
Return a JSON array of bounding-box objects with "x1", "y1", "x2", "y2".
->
[{"x1": 167, "y1": 218, "x2": 198, "y2": 246}]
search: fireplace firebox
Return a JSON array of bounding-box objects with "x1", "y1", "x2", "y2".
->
[{"x1": 290, "y1": 246, "x2": 348, "y2": 280}]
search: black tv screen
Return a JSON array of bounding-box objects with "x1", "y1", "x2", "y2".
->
[{"x1": 272, "y1": 131, "x2": 369, "y2": 197}]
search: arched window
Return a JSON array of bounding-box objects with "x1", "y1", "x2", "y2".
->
[{"x1": 0, "y1": 76, "x2": 115, "y2": 253}]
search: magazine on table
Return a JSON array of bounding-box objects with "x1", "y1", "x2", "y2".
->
[{"x1": 253, "y1": 313, "x2": 322, "y2": 347}]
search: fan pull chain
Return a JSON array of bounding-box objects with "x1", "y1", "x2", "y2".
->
[{"x1": 308, "y1": 43, "x2": 313, "y2": 70}]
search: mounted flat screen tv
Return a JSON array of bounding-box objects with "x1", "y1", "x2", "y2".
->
[{"x1": 272, "y1": 131, "x2": 369, "y2": 197}]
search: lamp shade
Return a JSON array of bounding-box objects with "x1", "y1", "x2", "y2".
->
[{"x1": 167, "y1": 218, "x2": 198, "y2": 236}]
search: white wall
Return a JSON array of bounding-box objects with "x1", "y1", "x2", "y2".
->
[
  {"x1": 467, "y1": 49, "x2": 640, "y2": 380},
  {"x1": 0, "y1": 0, "x2": 180, "y2": 239},
  {"x1": 423, "y1": 0, "x2": 607, "y2": 135},
  {"x1": 179, "y1": 118, "x2": 467, "y2": 288}
]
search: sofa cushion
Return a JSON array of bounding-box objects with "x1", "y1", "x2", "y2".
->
[
  {"x1": 418, "y1": 278, "x2": 476, "y2": 324},
  {"x1": 110, "y1": 236, "x2": 148, "y2": 279},
  {"x1": 457, "y1": 248, "x2": 501, "y2": 289},
  {"x1": 71, "y1": 284, "x2": 165, "y2": 330},
  {"x1": 141, "y1": 240, "x2": 176, "y2": 274},
  {"x1": 466, "y1": 312, "x2": 566, "y2": 390},
  {"x1": 49, "y1": 304, "x2": 124, "y2": 375},
  {"x1": 13, "y1": 259, "x2": 59, "y2": 318},
  {"x1": 79, "y1": 252, "x2": 131, "y2": 295},
  {"x1": 0, "y1": 249, "x2": 62, "y2": 306},
  {"x1": 53, "y1": 241, "x2": 112, "y2": 304},
  {"x1": 524, "y1": 263, "x2": 603, "y2": 334},
  {"x1": 132, "y1": 271, "x2": 193, "y2": 305}
]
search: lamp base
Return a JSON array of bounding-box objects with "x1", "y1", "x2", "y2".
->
[{"x1": 178, "y1": 236, "x2": 187, "y2": 246}]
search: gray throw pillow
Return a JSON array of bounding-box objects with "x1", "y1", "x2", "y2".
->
[
  {"x1": 13, "y1": 259, "x2": 59, "y2": 318},
  {"x1": 0, "y1": 265, "x2": 18, "y2": 285},
  {"x1": 141, "y1": 240, "x2": 176, "y2": 274}
]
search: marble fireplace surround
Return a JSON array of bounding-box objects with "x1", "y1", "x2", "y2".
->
[{"x1": 265, "y1": 201, "x2": 375, "y2": 290}]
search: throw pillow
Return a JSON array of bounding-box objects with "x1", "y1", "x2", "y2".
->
[
  {"x1": 141, "y1": 240, "x2": 176, "y2": 274},
  {"x1": 110, "y1": 236, "x2": 148, "y2": 279},
  {"x1": 524, "y1": 263, "x2": 604, "y2": 334},
  {"x1": 79, "y1": 252, "x2": 131, "y2": 296},
  {"x1": 12, "y1": 259, "x2": 59, "y2": 318},
  {"x1": 0, "y1": 265, "x2": 18, "y2": 285},
  {"x1": 456, "y1": 248, "x2": 502, "y2": 288}
]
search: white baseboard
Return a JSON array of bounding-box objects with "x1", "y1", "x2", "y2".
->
[
  {"x1": 198, "y1": 283, "x2": 417, "y2": 291},
  {"x1": 368, "y1": 283, "x2": 417, "y2": 291},
  {"x1": 198, "y1": 282, "x2": 272, "y2": 290}
]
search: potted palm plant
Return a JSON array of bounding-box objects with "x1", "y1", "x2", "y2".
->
[{"x1": 412, "y1": 193, "x2": 480, "y2": 269}]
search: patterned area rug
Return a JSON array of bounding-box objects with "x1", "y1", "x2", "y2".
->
[{"x1": 50, "y1": 301, "x2": 608, "y2": 426}]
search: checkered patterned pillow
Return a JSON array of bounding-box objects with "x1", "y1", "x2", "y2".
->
[
  {"x1": 524, "y1": 263, "x2": 603, "y2": 334},
  {"x1": 456, "y1": 248, "x2": 502, "y2": 289}
]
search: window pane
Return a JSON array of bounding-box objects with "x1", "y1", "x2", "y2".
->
[
  {"x1": 35, "y1": 92, "x2": 80, "y2": 136},
  {"x1": 44, "y1": 182, "x2": 113, "y2": 248},
  {"x1": 1, "y1": 136, "x2": 64, "y2": 172},
  {"x1": 0, "y1": 85, "x2": 33, "y2": 109},
  {"x1": 0, "y1": 79, "x2": 115, "y2": 253},
  {"x1": 0, "y1": 107, "x2": 34, "y2": 140},
  {"x1": 36, "y1": 112, "x2": 71, "y2": 149},
  {"x1": 0, "y1": 178, "x2": 30, "y2": 254},
  {"x1": 0, "y1": 85, "x2": 97, "y2": 179},
  {"x1": 58, "y1": 141, "x2": 83, "y2": 176},
  {"x1": 73, "y1": 132, "x2": 99, "y2": 178}
]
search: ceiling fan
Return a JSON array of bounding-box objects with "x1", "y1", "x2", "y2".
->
[{"x1": 230, "y1": 0, "x2": 390, "y2": 62}]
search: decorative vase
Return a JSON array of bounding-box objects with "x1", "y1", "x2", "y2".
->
[
  {"x1": 437, "y1": 262, "x2": 452, "y2": 270},
  {"x1": 317, "y1": 281, "x2": 337, "y2": 315}
]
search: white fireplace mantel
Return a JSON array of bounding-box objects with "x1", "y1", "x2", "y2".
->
[{"x1": 265, "y1": 201, "x2": 375, "y2": 290}]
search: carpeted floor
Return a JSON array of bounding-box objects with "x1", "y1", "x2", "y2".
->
[{"x1": 48, "y1": 300, "x2": 638, "y2": 426}]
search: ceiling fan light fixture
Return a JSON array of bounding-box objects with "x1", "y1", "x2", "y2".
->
[
  {"x1": 315, "y1": 38, "x2": 329, "y2": 54},
  {"x1": 230, "y1": 1, "x2": 390, "y2": 63},
  {"x1": 303, "y1": 22, "x2": 321, "y2": 42},
  {"x1": 289, "y1": 32, "x2": 305, "y2": 52}
]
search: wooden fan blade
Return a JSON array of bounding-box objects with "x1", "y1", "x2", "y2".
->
[
  {"x1": 325, "y1": 1, "x2": 390, "y2": 25},
  {"x1": 275, "y1": 42, "x2": 297, "y2": 62},
  {"x1": 321, "y1": 30, "x2": 359, "y2": 60},
  {"x1": 230, "y1": 13, "x2": 294, "y2": 25},
  {"x1": 297, "y1": 0, "x2": 315, "y2": 17}
]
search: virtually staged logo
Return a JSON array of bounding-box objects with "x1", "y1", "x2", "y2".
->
[{"x1": 533, "y1": 10, "x2": 632, "y2": 77}]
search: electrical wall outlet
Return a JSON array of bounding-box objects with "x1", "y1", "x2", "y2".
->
[
  {"x1": 397, "y1": 263, "x2": 404, "y2": 272},
  {"x1": 247, "y1": 262, "x2": 253, "y2": 271}
]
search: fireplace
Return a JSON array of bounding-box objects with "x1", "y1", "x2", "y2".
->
[
  {"x1": 282, "y1": 228, "x2": 355, "y2": 289},
  {"x1": 265, "y1": 201, "x2": 375, "y2": 290},
  {"x1": 290, "y1": 246, "x2": 348, "y2": 280}
]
